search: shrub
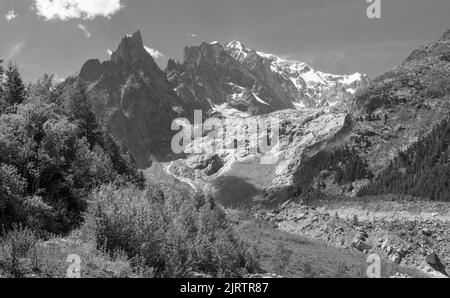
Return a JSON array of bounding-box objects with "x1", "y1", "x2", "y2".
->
[
  {"x1": 0, "y1": 224, "x2": 38, "y2": 277},
  {"x1": 84, "y1": 183, "x2": 256, "y2": 277},
  {"x1": 440, "y1": 53, "x2": 450, "y2": 62},
  {"x1": 272, "y1": 242, "x2": 292, "y2": 275},
  {"x1": 0, "y1": 164, "x2": 27, "y2": 229},
  {"x1": 301, "y1": 262, "x2": 318, "y2": 278}
]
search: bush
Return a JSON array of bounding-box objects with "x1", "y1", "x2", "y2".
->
[
  {"x1": 272, "y1": 242, "x2": 292, "y2": 275},
  {"x1": 0, "y1": 224, "x2": 38, "y2": 277},
  {"x1": 0, "y1": 164, "x2": 27, "y2": 229},
  {"x1": 84, "y1": 184, "x2": 257, "y2": 277},
  {"x1": 440, "y1": 53, "x2": 450, "y2": 62}
]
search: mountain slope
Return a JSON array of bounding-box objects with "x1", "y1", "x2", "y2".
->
[
  {"x1": 166, "y1": 41, "x2": 293, "y2": 116},
  {"x1": 360, "y1": 115, "x2": 450, "y2": 201},
  {"x1": 225, "y1": 41, "x2": 370, "y2": 109},
  {"x1": 76, "y1": 32, "x2": 370, "y2": 168},
  {"x1": 160, "y1": 28, "x2": 450, "y2": 204},
  {"x1": 309, "y1": 29, "x2": 450, "y2": 198},
  {"x1": 166, "y1": 40, "x2": 369, "y2": 117},
  {"x1": 78, "y1": 31, "x2": 186, "y2": 168}
]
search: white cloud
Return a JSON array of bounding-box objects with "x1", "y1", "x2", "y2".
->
[
  {"x1": 187, "y1": 33, "x2": 197, "y2": 38},
  {"x1": 5, "y1": 10, "x2": 18, "y2": 21},
  {"x1": 77, "y1": 24, "x2": 91, "y2": 38},
  {"x1": 144, "y1": 46, "x2": 166, "y2": 60},
  {"x1": 107, "y1": 49, "x2": 113, "y2": 56},
  {"x1": 34, "y1": 0, "x2": 124, "y2": 21}
]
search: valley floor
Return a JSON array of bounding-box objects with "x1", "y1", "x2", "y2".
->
[
  {"x1": 145, "y1": 161, "x2": 449, "y2": 278},
  {"x1": 252, "y1": 198, "x2": 450, "y2": 278}
]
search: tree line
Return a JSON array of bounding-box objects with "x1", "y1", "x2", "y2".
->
[
  {"x1": 0, "y1": 60, "x2": 144, "y2": 234},
  {"x1": 359, "y1": 116, "x2": 450, "y2": 201}
]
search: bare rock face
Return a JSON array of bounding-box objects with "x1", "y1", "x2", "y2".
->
[
  {"x1": 168, "y1": 109, "x2": 349, "y2": 207},
  {"x1": 79, "y1": 31, "x2": 186, "y2": 168},
  {"x1": 426, "y1": 252, "x2": 448, "y2": 276},
  {"x1": 166, "y1": 40, "x2": 369, "y2": 118},
  {"x1": 187, "y1": 154, "x2": 223, "y2": 176},
  {"x1": 166, "y1": 41, "x2": 293, "y2": 116}
]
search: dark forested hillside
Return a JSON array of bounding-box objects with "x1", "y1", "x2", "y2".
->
[
  {"x1": 360, "y1": 116, "x2": 450, "y2": 201},
  {"x1": 0, "y1": 62, "x2": 144, "y2": 235}
]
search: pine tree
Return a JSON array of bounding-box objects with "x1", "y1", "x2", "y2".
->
[
  {"x1": 2, "y1": 62, "x2": 26, "y2": 106},
  {"x1": 0, "y1": 59, "x2": 4, "y2": 84},
  {"x1": 61, "y1": 80, "x2": 103, "y2": 147},
  {"x1": 0, "y1": 59, "x2": 4, "y2": 110},
  {"x1": 360, "y1": 116, "x2": 450, "y2": 201}
]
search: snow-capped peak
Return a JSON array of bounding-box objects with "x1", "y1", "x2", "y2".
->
[
  {"x1": 227, "y1": 40, "x2": 246, "y2": 50},
  {"x1": 223, "y1": 41, "x2": 369, "y2": 109},
  {"x1": 225, "y1": 40, "x2": 253, "y2": 62},
  {"x1": 259, "y1": 51, "x2": 366, "y2": 87},
  {"x1": 253, "y1": 50, "x2": 369, "y2": 109},
  {"x1": 339, "y1": 72, "x2": 363, "y2": 85}
]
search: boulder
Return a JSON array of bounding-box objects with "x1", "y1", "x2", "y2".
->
[
  {"x1": 426, "y1": 252, "x2": 448, "y2": 276},
  {"x1": 422, "y1": 228, "x2": 433, "y2": 237},
  {"x1": 351, "y1": 239, "x2": 371, "y2": 252},
  {"x1": 355, "y1": 226, "x2": 368, "y2": 238},
  {"x1": 390, "y1": 254, "x2": 402, "y2": 264}
]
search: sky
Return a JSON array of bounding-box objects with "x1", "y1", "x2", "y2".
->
[{"x1": 0, "y1": 0, "x2": 449, "y2": 82}]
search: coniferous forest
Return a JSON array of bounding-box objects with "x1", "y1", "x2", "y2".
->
[{"x1": 360, "y1": 116, "x2": 450, "y2": 201}]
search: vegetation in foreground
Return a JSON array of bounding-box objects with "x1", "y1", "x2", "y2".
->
[
  {"x1": 0, "y1": 60, "x2": 258, "y2": 278},
  {"x1": 0, "y1": 184, "x2": 259, "y2": 278}
]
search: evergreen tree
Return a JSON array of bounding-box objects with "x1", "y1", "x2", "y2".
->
[
  {"x1": 0, "y1": 59, "x2": 4, "y2": 110},
  {"x1": 60, "y1": 79, "x2": 103, "y2": 147},
  {"x1": 360, "y1": 116, "x2": 450, "y2": 201},
  {"x1": 2, "y1": 62, "x2": 26, "y2": 106},
  {"x1": 0, "y1": 59, "x2": 4, "y2": 85},
  {"x1": 0, "y1": 71, "x2": 144, "y2": 234}
]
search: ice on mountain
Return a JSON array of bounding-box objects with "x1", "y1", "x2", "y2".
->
[{"x1": 252, "y1": 93, "x2": 270, "y2": 106}]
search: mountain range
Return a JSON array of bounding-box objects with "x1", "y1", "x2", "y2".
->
[
  {"x1": 77, "y1": 28, "x2": 450, "y2": 204},
  {"x1": 78, "y1": 31, "x2": 369, "y2": 168}
]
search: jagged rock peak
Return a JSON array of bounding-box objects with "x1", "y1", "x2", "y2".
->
[
  {"x1": 111, "y1": 30, "x2": 154, "y2": 65},
  {"x1": 182, "y1": 41, "x2": 229, "y2": 68},
  {"x1": 225, "y1": 40, "x2": 255, "y2": 61},
  {"x1": 226, "y1": 40, "x2": 249, "y2": 52},
  {"x1": 126, "y1": 31, "x2": 144, "y2": 46}
]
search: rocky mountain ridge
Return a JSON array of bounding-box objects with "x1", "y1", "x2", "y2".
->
[
  {"x1": 77, "y1": 31, "x2": 369, "y2": 168},
  {"x1": 79, "y1": 31, "x2": 188, "y2": 167},
  {"x1": 160, "y1": 28, "x2": 450, "y2": 203},
  {"x1": 78, "y1": 28, "x2": 450, "y2": 205},
  {"x1": 225, "y1": 40, "x2": 370, "y2": 109}
]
